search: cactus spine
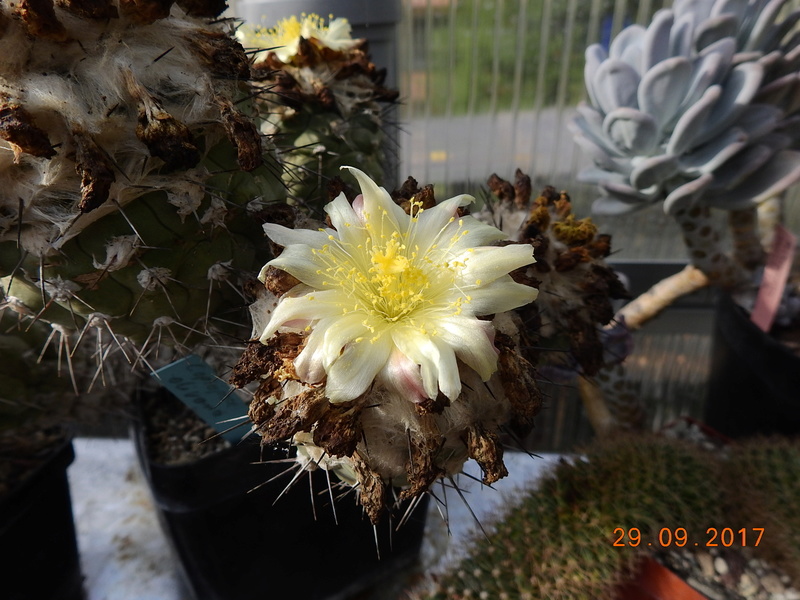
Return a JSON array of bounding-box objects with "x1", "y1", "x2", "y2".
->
[{"x1": 0, "y1": 0, "x2": 285, "y2": 362}]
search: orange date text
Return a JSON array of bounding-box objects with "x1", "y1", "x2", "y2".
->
[{"x1": 612, "y1": 527, "x2": 764, "y2": 548}]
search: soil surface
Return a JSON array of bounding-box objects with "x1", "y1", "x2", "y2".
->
[{"x1": 140, "y1": 389, "x2": 231, "y2": 465}]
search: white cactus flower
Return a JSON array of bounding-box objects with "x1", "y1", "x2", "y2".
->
[
  {"x1": 258, "y1": 167, "x2": 538, "y2": 403},
  {"x1": 242, "y1": 14, "x2": 359, "y2": 64}
]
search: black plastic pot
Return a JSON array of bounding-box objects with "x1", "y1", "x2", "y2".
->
[
  {"x1": 132, "y1": 387, "x2": 429, "y2": 600},
  {"x1": 1, "y1": 438, "x2": 84, "y2": 600},
  {"x1": 705, "y1": 293, "x2": 800, "y2": 438}
]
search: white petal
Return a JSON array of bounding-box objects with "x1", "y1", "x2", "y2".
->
[
  {"x1": 457, "y1": 244, "x2": 535, "y2": 285},
  {"x1": 293, "y1": 325, "x2": 327, "y2": 384},
  {"x1": 435, "y1": 317, "x2": 498, "y2": 380},
  {"x1": 341, "y1": 166, "x2": 407, "y2": 237},
  {"x1": 392, "y1": 327, "x2": 460, "y2": 400},
  {"x1": 378, "y1": 349, "x2": 428, "y2": 403},
  {"x1": 263, "y1": 222, "x2": 328, "y2": 248},
  {"x1": 258, "y1": 290, "x2": 343, "y2": 341},
  {"x1": 412, "y1": 194, "x2": 474, "y2": 245},
  {"x1": 321, "y1": 312, "x2": 375, "y2": 369},
  {"x1": 325, "y1": 335, "x2": 393, "y2": 402},
  {"x1": 466, "y1": 277, "x2": 539, "y2": 315},
  {"x1": 264, "y1": 244, "x2": 327, "y2": 288},
  {"x1": 323, "y1": 193, "x2": 367, "y2": 247},
  {"x1": 446, "y1": 215, "x2": 509, "y2": 252}
]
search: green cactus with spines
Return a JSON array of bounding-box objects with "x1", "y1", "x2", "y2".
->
[
  {"x1": 241, "y1": 13, "x2": 399, "y2": 213},
  {"x1": 419, "y1": 434, "x2": 726, "y2": 600},
  {"x1": 0, "y1": 1, "x2": 290, "y2": 361},
  {"x1": 723, "y1": 437, "x2": 800, "y2": 581}
]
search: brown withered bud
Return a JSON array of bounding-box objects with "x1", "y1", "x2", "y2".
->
[
  {"x1": 123, "y1": 71, "x2": 200, "y2": 170},
  {"x1": 400, "y1": 434, "x2": 445, "y2": 500},
  {"x1": 187, "y1": 30, "x2": 251, "y2": 80},
  {"x1": 12, "y1": 0, "x2": 68, "y2": 41},
  {"x1": 265, "y1": 71, "x2": 306, "y2": 110},
  {"x1": 73, "y1": 130, "x2": 115, "y2": 213},
  {"x1": 174, "y1": 0, "x2": 227, "y2": 18},
  {"x1": 553, "y1": 190, "x2": 572, "y2": 218},
  {"x1": 312, "y1": 400, "x2": 364, "y2": 457},
  {"x1": 55, "y1": 0, "x2": 118, "y2": 19},
  {"x1": 248, "y1": 388, "x2": 277, "y2": 426},
  {"x1": 566, "y1": 314, "x2": 604, "y2": 376},
  {"x1": 391, "y1": 176, "x2": 421, "y2": 202},
  {"x1": 414, "y1": 392, "x2": 450, "y2": 416},
  {"x1": 551, "y1": 249, "x2": 581, "y2": 272},
  {"x1": 513, "y1": 168, "x2": 532, "y2": 209},
  {"x1": 466, "y1": 426, "x2": 508, "y2": 485},
  {"x1": 521, "y1": 204, "x2": 551, "y2": 240},
  {"x1": 487, "y1": 173, "x2": 515, "y2": 204},
  {"x1": 351, "y1": 452, "x2": 386, "y2": 524},
  {"x1": 391, "y1": 177, "x2": 436, "y2": 215},
  {"x1": 135, "y1": 108, "x2": 199, "y2": 170},
  {"x1": 326, "y1": 176, "x2": 356, "y2": 203},
  {"x1": 0, "y1": 98, "x2": 56, "y2": 160},
  {"x1": 495, "y1": 331, "x2": 542, "y2": 437},
  {"x1": 261, "y1": 265, "x2": 301, "y2": 297},
  {"x1": 316, "y1": 86, "x2": 336, "y2": 110},
  {"x1": 587, "y1": 233, "x2": 613, "y2": 259},
  {"x1": 229, "y1": 332, "x2": 305, "y2": 387},
  {"x1": 118, "y1": 0, "x2": 173, "y2": 25},
  {"x1": 215, "y1": 96, "x2": 263, "y2": 171},
  {"x1": 229, "y1": 340, "x2": 276, "y2": 387},
  {"x1": 251, "y1": 387, "x2": 329, "y2": 445}
]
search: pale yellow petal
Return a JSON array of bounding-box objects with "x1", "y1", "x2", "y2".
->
[
  {"x1": 457, "y1": 244, "x2": 535, "y2": 285},
  {"x1": 466, "y1": 276, "x2": 538, "y2": 315},
  {"x1": 325, "y1": 335, "x2": 393, "y2": 402},
  {"x1": 392, "y1": 326, "x2": 461, "y2": 400},
  {"x1": 435, "y1": 316, "x2": 498, "y2": 380},
  {"x1": 258, "y1": 290, "x2": 343, "y2": 342},
  {"x1": 341, "y1": 166, "x2": 407, "y2": 236}
]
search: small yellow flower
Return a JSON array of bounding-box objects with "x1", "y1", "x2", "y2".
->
[
  {"x1": 240, "y1": 13, "x2": 359, "y2": 63},
  {"x1": 259, "y1": 167, "x2": 538, "y2": 402}
]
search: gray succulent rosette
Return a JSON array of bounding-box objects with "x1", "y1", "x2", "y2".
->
[{"x1": 570, "y1": 0, "x2": 800, "y2": 216}]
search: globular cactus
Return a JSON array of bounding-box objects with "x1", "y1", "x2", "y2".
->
[
  {"x1": 238, "y1": 13, "x2": 399, "y2": 212},
  {"x1": 723, "y1": 437, "x2": 800, "y2": 581},
  {"x1": 570, "y1": 0, "x2": 800, "y2": 218},
  {"x1": 0, "y1": 0, "x2": 286, "y2": 360},
  {"x1": 415, "y1": 434, "x2": 726, "y2": 600},
  {"x1": 230, "y1": 168, "x2": 541, "y2": 522},
  {"x1": 483, "y1": 171, "x2": 630, "y2": 379}
]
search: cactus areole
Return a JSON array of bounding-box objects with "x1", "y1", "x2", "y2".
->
[{"x1": 232, "y1": 168, "x2": 541, "y2": 522}]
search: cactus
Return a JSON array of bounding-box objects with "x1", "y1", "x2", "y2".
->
[
  {"x1": 230, "y1": 169, "x2": 542, "y2": 522},
  {"x1": 414, "y1": 434, "x2": 800, "y2": 599},
  {"x1": 0, "y1": 0, "x2": 285, "y2": 363},
  {"x1": 483, "y1": 172, "x2": 630, "y2": 379},
  {"x1": 414, "y1": 434, "x2": 727, "y2": 600},
  {"x1": 238, "y1": 13, "x2": 399, "y2": 213},
  {"x1": 723, "y1": 437, "x2": 800, "y2": 581}
]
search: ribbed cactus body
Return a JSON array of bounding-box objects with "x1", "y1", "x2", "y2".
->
[
  {"x1": 0, "y1": 1, "x2": 284, "y2": 348},
  {"x1": 241, "y1": 14, "x2": 398, "y2": 211},
  {"x1": 419, "y1": 435, "x2": 725, "y2": 600},
  {"x1": 483, "y1": 172, "x2": 629, "y2": 378},
  {"x1": 725, "y1": 437, "x2": 800, "y2": 581}
]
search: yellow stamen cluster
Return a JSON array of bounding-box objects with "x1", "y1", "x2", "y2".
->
[{"x1": 311, "y1": 202, "x2": 474, "y2": 327}]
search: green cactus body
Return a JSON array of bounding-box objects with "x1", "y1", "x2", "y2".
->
[
  {"x1": 240, "y1": 14, "x2": 398, "y2": 212},
  {"x1": 421, "y1": 435, "x2": 725, "y2": 600},
  {"x1": 724, "y1": 437, "x2": 800, "y2": 581},
  {"x1": 0, "y1": 1, "x2": 286, "y2": 353}
]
